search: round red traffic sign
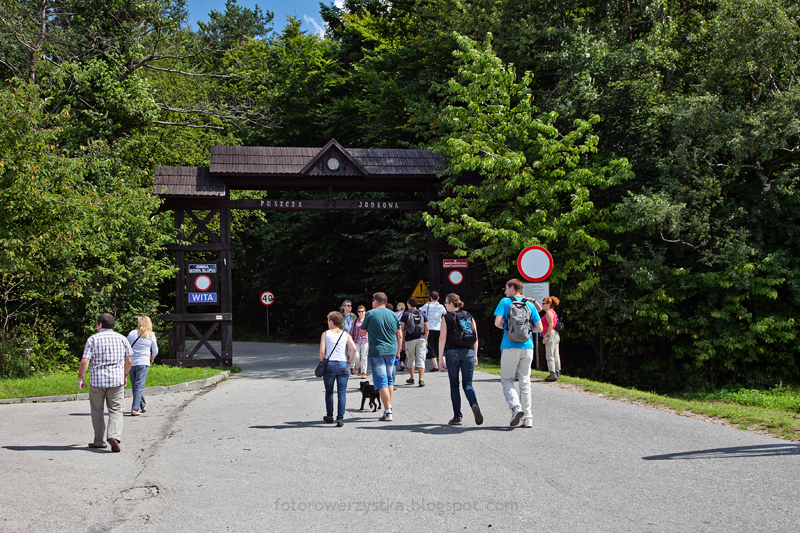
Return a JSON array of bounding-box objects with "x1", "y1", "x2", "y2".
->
[
  {"x1": 260, "y1": 291, "x2": 275, "y2": 306},
  {"x1": 194, "y1": 275, "x2": 211, "y2": 291},
  {"x1": 517, "y1": 245, "x2": 553, "y2": 282},
  {"x1": 448, "y1": 270, "x2": 464, "y2": 285}
]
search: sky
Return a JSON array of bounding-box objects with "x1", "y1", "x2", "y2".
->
[{"x1": 186, "y1": 0, "x2": 345, "y2": 37}]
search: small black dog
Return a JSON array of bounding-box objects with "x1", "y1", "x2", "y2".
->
[{"x1": 359, "y1": 380, "x2": 382, "y2": 412}]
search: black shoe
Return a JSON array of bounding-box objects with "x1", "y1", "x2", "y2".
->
[
  {"x1": 430, "y1": 368, "x2": 439, "y2": 373},
  {"x1": 471, "y1": 404, "x2": 484, "y2": 425},
  {"x1": 323, "y1": 416, "x2": 334, "y2": 423},
  {"x1": 448, "y1": 417, "x2": 463, "y2": 426},
  {"x1": 336, "y1": 420, "x2": 344, "y2": 427},
  {"x1": 545, "y1": 372, "x2": 558, "y2": 382}
]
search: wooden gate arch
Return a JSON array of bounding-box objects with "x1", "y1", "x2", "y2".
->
[{"x1": 153, "y1": 139, "x2": 483, "y2": 366}]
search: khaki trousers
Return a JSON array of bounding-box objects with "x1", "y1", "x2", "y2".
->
[{"x1": 89, "y1": 385, "x2": 125, "y2": 445}]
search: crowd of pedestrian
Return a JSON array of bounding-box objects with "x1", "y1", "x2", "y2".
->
[
  {"x1": 76, "y1": 280, "x2": 559, "y2": 449},
  {"x1": 319, "y1": 280, "x2": 560, "y2": 429}
]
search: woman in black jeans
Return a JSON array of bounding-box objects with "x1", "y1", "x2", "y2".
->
[{"x1": 437, "y1": 293, "x2": 483, "y2": 426}]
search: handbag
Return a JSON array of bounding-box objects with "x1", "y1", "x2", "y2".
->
[{"x1": 315, "y1": 331, "x2": 345, "y2": 377}]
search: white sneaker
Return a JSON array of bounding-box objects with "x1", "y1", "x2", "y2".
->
[
  {"x1": 509, "y1": 407, "x2": 523, "y2": 426},
  {"x1": 522, "y1": 417, "x2": 533, "y2": 428},
  {"x1": 379, "y1": 411, "x2": 393, "y2": 422}
]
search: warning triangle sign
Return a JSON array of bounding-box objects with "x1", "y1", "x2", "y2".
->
[{"x1": 411, "y1": 280, "x2": 430, "y2": 305}]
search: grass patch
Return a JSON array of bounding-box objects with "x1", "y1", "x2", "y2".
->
[
  {"x1": 475, "y1": 358, "x2": 800, "y2": 441},
  {"x1": 0, "y1": 365, "x2": 233, "y2": 400}
]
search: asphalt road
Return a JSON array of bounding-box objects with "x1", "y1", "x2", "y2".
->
[{"x1": 1, "y1": 342, "x2": 798, "y2": 532}]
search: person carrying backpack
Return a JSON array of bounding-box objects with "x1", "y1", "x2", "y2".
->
[
  {"x1": 532, "y1": 296, "x2": 561, "y2": 381},
  {"x1": 437, "y1": 293, "x2": 483, "y2": 426},
  {"x1": 400, "y1": 297, "x2": 429, "y2": 387},
  {"x1": 493, "y1": 279, "x2": 543, "y2": 428}
]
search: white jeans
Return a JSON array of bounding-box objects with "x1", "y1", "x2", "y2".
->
[
  {"x1": 545, "y1": 332, "x2": 561, "y2": 373},
  {"x1": 353, "y1": 342, "x2": 369, "y2": 374},
  {"x1": 500, "y1": 348, "x2": 533, "y2": 419}
]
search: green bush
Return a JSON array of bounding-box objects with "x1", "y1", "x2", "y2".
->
[{"x1": 0, "y1": 320, "x2": 72, "y2": 379}]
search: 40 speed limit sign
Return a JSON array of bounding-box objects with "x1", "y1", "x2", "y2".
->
[{"x1": 259, "y1": 291, "x2": 275, "y2": 306}]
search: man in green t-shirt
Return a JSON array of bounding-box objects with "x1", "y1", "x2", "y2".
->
[{"x1": 360, "y1": 292, "x2": 403, "y2": 421}]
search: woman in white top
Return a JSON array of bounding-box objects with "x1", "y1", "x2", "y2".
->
[
  {"x1": 127, "y1": 317, "x2": 159, "y2": 416},
  {"x1": 319, "y1": 311, "x2": 356, "y2": 427}
]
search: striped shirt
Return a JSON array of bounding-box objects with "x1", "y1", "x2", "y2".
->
[
  {"x1": 82, "y1": 329, "x2": 132, "y2": 388},
  {"x1": 350, "y1": 318, "x2": 368, "y2": 344}
]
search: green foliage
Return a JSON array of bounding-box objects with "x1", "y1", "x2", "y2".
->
[
  {"x1": 426, "y1": 34, "x2": 631, "y2": 290},
  {"x1": 0, "y1": 83, "x2": 175, "y2": 376}
]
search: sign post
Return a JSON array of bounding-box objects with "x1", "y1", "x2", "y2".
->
[
  {"x1": 517, "y1": 246, "x2": 554, "y2": 370},
  {"x1": 260, "y1": 291, "x2": 275, "y2": 338}
]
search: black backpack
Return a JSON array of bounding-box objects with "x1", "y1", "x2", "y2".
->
[
  {"x1": 449, "y1": 310, "x2": 477, "y2": 347},
  {"x1": 405, "y1": 309, "x2": 424, "y2": 336},
  {"x1": 554, "y1": 315, "x2": 565, "y2": 332}
]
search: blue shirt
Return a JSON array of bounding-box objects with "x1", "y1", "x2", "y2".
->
[{"x1": 493, "y1": 296, "x2": 541, "y2": 350}]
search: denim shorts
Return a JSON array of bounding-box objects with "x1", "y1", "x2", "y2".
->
[{"x1": 369, "y1": 355, "x2": 396, "y2": 390}]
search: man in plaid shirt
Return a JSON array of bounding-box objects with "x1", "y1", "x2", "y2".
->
[{"x1": 78, "y1": 313, "x2": 132, "y2": 452}]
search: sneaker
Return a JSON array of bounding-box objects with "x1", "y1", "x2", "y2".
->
[
  {"x1": 509, "y1": 407, "x2": 523, "y2": 427},
  {"x1": 448, "y1": 417, "x2": 463, "y2": 426},
  {"x1": 379, "y1": 411, "x2": 393, "y2": 422},
  {"x1": 429, "y1": 368, "x2": 439, "y2": 373},
  {"x1": 140, "y1": 406, "x2": 147, "y2": 413},
  {"x1": 522, "y1": 417, "x2": 533, "y2": 428},
  {"x1": 336, "y1": 420, "x2": 344, "y2": 427},
  {"x1": 545, "y1": 372, "x2": 558, "y2": 382},
  {"x1": 130, "y1": 410, "x2": 140, "y2": 416},
  {"x1": 323, "y1": 416, "x2": 334, "y2": 423},
  {"x1": 418, "y1": 381, "x2": 425, "y2": 387},
  {"x1": 471, "y1": 404, "x2": 484, "y2": 425}
]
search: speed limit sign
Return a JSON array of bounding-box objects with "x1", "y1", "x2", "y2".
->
[{"x1": 259, "y1": 291, "x2": 275, "y2": 306}]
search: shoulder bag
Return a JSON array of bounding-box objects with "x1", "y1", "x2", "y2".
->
[{"x1": 315, "y1": 331, "x2": 345, "y2": 378}]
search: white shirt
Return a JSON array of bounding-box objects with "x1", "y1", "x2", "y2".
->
[
  {"x1": 325, "y1": 330, "x2": 348, "y2": 362},
  {"x1": 420, "y1": 301, "x2": 447, "y2": 331}
]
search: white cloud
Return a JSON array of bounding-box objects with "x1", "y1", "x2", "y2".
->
[
  {"x1": 334, "y1": 0, "x2": 345, "y2": 7},
  {"x1": 303, "y1": 15, "x2": 325, "y2": 38}
]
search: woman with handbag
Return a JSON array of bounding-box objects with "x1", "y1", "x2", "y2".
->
[
  {"x1": 126, "y1": 316, "x2": 159, "y2": 416},
  {"x1": 532, "y1": 296, "x2": 561, "y2": 382},
  {"x1": 319, "y1": 311, "x2": 357, "y2": 427}
]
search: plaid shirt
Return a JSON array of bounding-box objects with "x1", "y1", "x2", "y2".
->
[
  {"x1": 82, "y1": 329, "x2": 132, "y2": 388},
  {"x1": 350, "y1": 318, "x2": 368, "y2": 344}
]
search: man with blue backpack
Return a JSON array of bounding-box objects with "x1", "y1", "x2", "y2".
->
[{"x1": 493, "y1": 278, "x2": 543, "y2": 428}]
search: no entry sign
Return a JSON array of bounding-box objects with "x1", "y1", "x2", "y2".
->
[{"x1": 517, "y1": 245, "x2": 553, "y2": 282}]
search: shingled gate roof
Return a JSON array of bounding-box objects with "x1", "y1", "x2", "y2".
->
[
  {"x1": 154, "y1": 139, "x2": 443, "y2": 197},
  {"x1": 154, "y1": 166, "x2": 226, "y2": 197}
]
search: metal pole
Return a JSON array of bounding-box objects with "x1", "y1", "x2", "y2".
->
[
  {"x1": 535, "y1": 332, "x2": 540, "y2": 370},
  {"x1": 266, "y1": 306, "x2": 270, "y2": 339}
]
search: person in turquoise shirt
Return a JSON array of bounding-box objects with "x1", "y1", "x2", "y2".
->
[
  {"x1": 360, "y1": 292, "x2": 402, "y2": 421},
  {"x1": 493, "y1": 278, "x2": 542, "y2": 428}
]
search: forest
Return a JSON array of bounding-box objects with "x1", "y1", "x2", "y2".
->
[{"x1": 1, "y1": 0, "x2": 799, "y2": 392}]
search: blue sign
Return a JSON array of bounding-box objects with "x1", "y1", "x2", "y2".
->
[
  {"x1": 188, "y1": 292, "x2": 218, "y2": 303},
  {"x1": 188, "y1": 264, "x2": 217, "y2": 274}
]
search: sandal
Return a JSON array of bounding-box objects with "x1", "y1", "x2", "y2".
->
[
  {"x1": 418, "y1": 381, "x2": 425, "y2": 387},
  {"x1": 406, "y1": 378, "x2": 415, "y2": 384}
]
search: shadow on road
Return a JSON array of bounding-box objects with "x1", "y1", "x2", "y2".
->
[
  {"x1": 642, "y1": 443, "x2": 800, "y2": 460},
  {"x1": 2, "y1": 444, "x2": 97, "y2": 452}
]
